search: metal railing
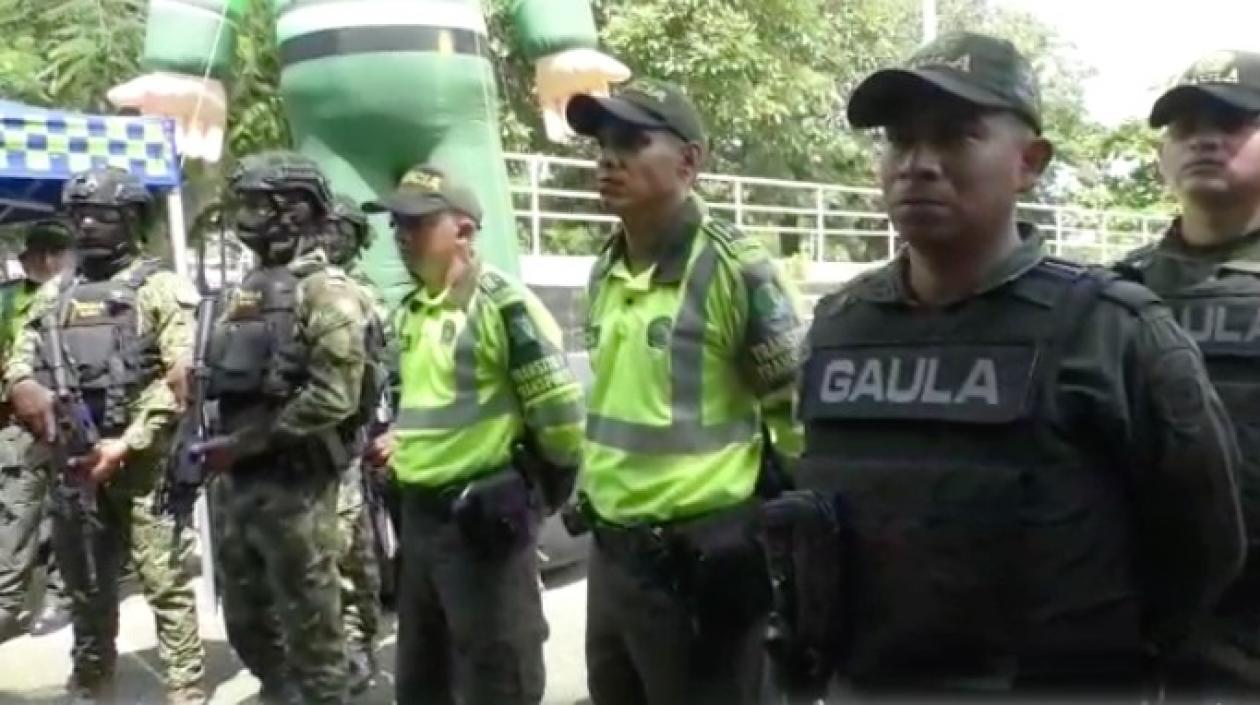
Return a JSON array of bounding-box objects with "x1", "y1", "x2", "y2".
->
[{"x1": 505, "y1": 152, "x2": 1172, "y2": 269}]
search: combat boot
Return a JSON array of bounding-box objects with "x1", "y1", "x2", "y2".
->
[
  {"x1": 167, "y1": 684, "x2": 207, "y2": 705},
  {"x1": 0, "y1": 607, "x2": 21, "y2": 644},
  {"x1": 28, "y1": 598, "x2": 72, "y2": 635},
  {"x1": 258, "y1": 679, "x2": 300, "y2": 705},
  {"x1": 348, "y1": 647, "x2": 379, "y2": 695},
  {"x1": 65, "y1": 672, "x2": 116, "y2": 704}
]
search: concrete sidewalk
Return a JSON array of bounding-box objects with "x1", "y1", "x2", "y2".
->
[{"x1": 0, "y1": 570, "x2": 590, "y2": 705}]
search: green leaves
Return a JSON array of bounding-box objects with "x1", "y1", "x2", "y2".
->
[{"x1": 0, "y1": 0, "x2": 1170, "y2": 215}]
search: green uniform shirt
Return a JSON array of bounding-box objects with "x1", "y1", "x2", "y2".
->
[
  {"x1": 582, "y1": 197, "x2": 804, "y2": 525},
  {"x1": 0, "y1": 279, "x2": 39, "y2": 366},
  {"x1": 4, "y1": 260, "x2": 199, "y2": 453},
  {"x1": 392, "y1": 261, "x2": 584, "y2": 488}
]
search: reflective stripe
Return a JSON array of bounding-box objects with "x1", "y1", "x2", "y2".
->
[
  {"x1": 397, "y1": 300, "x2": 512, "y2": 431},
  {"x1": 527, "y1": 399, "x2": 585, "y2": 427},
  {"x1": 588, "y1": 242, "x2": 759, "y2": 454},
  {"x1": 397, "y1": 392, "x2": 514, "y2": 430},
  {"x1": 586, "y1": 415, "x2": 758, "y2": 455}
]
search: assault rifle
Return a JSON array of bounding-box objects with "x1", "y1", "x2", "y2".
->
[
  {"x1": 47, "y1": 288, "x2": 104, "y2": 583},
  {"x1": 155, "y1": 294, "x2": 219, "y2": 565},
  {"x1": 361, "y1": 381, "x2": 399, "y2": 605}
]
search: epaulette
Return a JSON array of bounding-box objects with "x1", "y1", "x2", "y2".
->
[
  {"x1": 1098, "y1": 276, "x2": 1162, "y2": 313},
  {"x1": 704, "y1": 218, "x2": 767, "y2": 266},
  {"x1": 478, "y1": 268, "x2": 525, "y2": 309}
]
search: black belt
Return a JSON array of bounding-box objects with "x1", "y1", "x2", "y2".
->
[
  {"x1": 399, "y1": 482, "x2": 463, "y2": 520},
  {"x1": 280, "y1": 26, "x2": 490, "y2": 67}
]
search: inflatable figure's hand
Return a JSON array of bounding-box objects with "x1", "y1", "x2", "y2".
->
[
  {"x1": 535, "y1": 48, "x2": 632, "y2": 144},
  {"x1": 107, "y1": 72, "x2": 228, "y2": 163}
]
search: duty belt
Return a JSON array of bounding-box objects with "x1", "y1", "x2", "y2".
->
[{"x1": 399, "y1": 482, "x2": 463, "y2": 521}]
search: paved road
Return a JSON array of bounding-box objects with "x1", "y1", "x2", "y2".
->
[{"x1": 0, "y1": 567, "x2": 591, "y2": 705}]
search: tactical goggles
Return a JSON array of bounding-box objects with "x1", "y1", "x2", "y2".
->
[{"x1": 67, "y1": 204, "x2": 125, "y2": 225}]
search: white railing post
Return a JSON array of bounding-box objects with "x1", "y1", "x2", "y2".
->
[
  {"x1": 814, "y1": 187, "x2": 825, "y2": 262},
  {"x1": 1053, "y1": 206, "x2": 1064, "y2": 257},
  {"x1": 529, "y1": 156, "x2": 542, "y2": 255},
  {"x1": 734, "y1": 180, "x2": 744, "y2": 229}
]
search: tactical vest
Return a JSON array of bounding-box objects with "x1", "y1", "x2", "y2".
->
[
  {"x1": 1120, "y1": 258, "x2": 1260, "y2": 652},
  {"x1": 206, "y1": 266, "x2": 305, "y2": 432},
  {"x1": 35, "y1": 260, "x2": 165, "y2": 435},
  {"x1": 799, "y1": 258, "x2": 1144, "y2": 684}
]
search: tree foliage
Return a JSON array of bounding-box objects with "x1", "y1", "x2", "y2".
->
[{"x1": 0, "y1": 0, "x2": 1170, "y2": 214}]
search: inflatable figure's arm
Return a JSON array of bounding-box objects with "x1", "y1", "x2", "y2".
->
[
  {"x1": 512, "y1": 0, "x2": 632, "y2": 143},
  {"x1": 108, "y1": 0, "x2": 249, "y2": 162}
]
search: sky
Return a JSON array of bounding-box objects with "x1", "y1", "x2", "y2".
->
[{"x1": 993, "y1": 0, "x2": 1260, "y2": 125}]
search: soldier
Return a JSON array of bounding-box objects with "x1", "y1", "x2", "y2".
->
[
  {"x1": 364, "y1": 165, "x2": 584, "y2": 705},
  {"x1": 564, "y1": 80, "x2": 803, "y2": 705},
  {"x1": 1116, "y1": 50, "x2": 1260, "y2": 698},
  {"x1": 203, "y1": 151, "x2": 368, "y2": 705},
  {"x1": 5, "y1": 169, "x2": 207, "y2": 703},
  {"x1": 325, "y1": 193, "x2": 388, "y2": 695},
  {"x1": 0, "y1": 220, "x2": 74, "y2": 642},
  {"x1": 780, "y1": 32, "x2": 1246, "y2": 699}
]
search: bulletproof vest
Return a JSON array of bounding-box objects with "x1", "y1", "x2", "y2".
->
[
  {"x1": 206, "y1": 266, "x2": 305, "y2": 431},
  {"x1": 36, "y1": 260, "x2": 164, "y2": 434},
  {"x1": 1136, "y1": 264, "x2": 1260, "y2": 541},
  {"x1": 798, "y1": 258, "x2": 1143, "y2": 682}
]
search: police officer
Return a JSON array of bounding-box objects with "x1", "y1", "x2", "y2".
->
[
  {"x1": 564, "y1": 80, "x2": 803, "y2": 705},
  {"x1": 785, "y1": 32, "x2": 1246, "y2": 698},
  {"x1": 325, "y1": 193, "x2": 387, "y2": 695},
  {"x1": 5, "y1": 169, "x2": 207, "y2": 703},
  {"x1": 1116, "y1": 50, "x2": 1260, "y2": 698},
  {"x1": 0, "y1": 220, "x2": 73, "y2": 642},
  {"x1": 205, "y1": 151, "x2": 368, "y2": 705},
  {"x1": 363, "y1": 165, "x2": 583, "y2": 705}
]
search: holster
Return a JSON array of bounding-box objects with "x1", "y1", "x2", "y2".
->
[
  {"x1": 761, "y1": 490, "x2": 850, "y2": 698},
  {"x1": 451, "y1": 466, "x2": 539, "y2": 559},
  {"x1": 668, "y1": 501, "x2": 772, "y2": 642}
]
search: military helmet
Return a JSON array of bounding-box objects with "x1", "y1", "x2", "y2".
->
[
  {"x1": 331, "y1": 193, "x2": 374, "y2": 250},
  {"x1": 61, "y1": 167, "x2": 152, "y2": 211},
  {"x1": 228, "y1": 151, "x2": 333, "y2": 214}
]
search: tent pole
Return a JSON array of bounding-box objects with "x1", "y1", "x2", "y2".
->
[{"x1": 166, "y1": 187, "x2": 190, "y2": 278}]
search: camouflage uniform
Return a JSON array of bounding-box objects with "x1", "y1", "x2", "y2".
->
[
  {"x1": 0, "y1": 274, "x2": 66, "y2": 634},
  {"x1": 328, "y1": 194, "x2": 392, "y2": 686},
  {"x1": 5, "y1": 259, "x2": 206, "y2": 698},
  {"x1": 212, "y1": 247, "x2": 368, "y2": 705}
]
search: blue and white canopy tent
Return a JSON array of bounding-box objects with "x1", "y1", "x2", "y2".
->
[
  {"x1": 0, "y1": 100, "x2": 192, "y2": 278},
  {"x1": 0, "y1": 99, "x2": 216, "y2": 603}
]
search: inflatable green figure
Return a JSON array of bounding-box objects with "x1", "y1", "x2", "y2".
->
[{"x1": 111, "y1": 0, "x2": 629, "y2": 303}]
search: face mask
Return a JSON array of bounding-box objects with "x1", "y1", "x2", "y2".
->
[
  {"x1": 69, "y1": 205, "x2": 136, "y2": 279},
  {"x1": 233, "y1": 190, "x2": 311, "y2": 267}
]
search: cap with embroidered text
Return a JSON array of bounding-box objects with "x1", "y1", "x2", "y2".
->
[
  {"x1": 847, "y1": 31, "x2": 1042, "y2": 133},
  {"x1": 566, "y1": 79, "x2": 706, "y2": 146},
  {"x1": 362, "y1": 165, "x2": 483, "y2": 224},
  {"x1": 1149, "y1": 51, "x2": 1260, "y2": 128}
]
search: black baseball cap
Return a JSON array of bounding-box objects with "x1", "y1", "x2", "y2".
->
[
  {"x1": 362, "y1": 165, "x2": 483, "y2": 225},
  {"x1": 848, "y1": 31, "x2": 1043, "y2": 133},
  {"x1": 22, "y1": 219, "x2": 72, "y2": 254},
  {"x1": 566, "y1": 79, "x2": 707, "y2": 146},
  {"x1": 1149, "y1": 51, "x2": 1260, "y2": 128}
]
